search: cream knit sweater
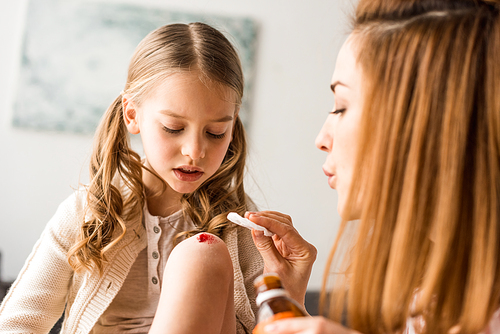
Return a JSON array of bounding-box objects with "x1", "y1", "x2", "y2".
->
[{"x1": 0, "y1": 189, "x2": 263, "y2": 333}]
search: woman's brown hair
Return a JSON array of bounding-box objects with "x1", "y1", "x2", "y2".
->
[
  {"x1": 67, "y1": 22, "x2": 248, "y2": 274},
  {"x1": 322, "y1": 1, "x2": 500, "y2": 333}
]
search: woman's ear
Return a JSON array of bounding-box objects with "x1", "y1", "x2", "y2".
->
[{"x1": 122, "y1": 95, "x2": 140, "y2": 134}]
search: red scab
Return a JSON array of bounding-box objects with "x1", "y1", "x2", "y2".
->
[{"x1": 197, "y1": 233, "x2": 217, "y2": 244}]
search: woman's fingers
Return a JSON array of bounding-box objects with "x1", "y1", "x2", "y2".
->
[
  {"x1": 263, "y1": 317, "x2": 359, "y2": 334},
  {"x1": 246, "y1": 211, "x2": 317, "y2": 305},
  {"x1": 248, "y1": 211, "x2": 316, "y2": 265},
  {"x1": 248, "y1": 210, "x2": 294, "y2": 225},
  {"x1": 247, "y1": 212, "x2": 305, "y2": 251},
  {"x1": 251, "y1": 228, "x2": 285, "y2": 269},
  {"x1": 248, "y1": 211, "x2": 316, "y2": 263},
  {"x1": 246, "y1": 211, "x2": 295, "y2": 234},
  {"x1": 246, "y1": 211, "x2": 297, "y2": 264}
]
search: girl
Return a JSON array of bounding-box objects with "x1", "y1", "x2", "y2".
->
[
  {"x1": 245, "y1": 0, "x2": 500, "y2": 333},
  {"x1": 0, "y1": 22, "x2": 263, "y2": 334}
]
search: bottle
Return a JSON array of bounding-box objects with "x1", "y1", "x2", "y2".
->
[{"x1": 252, "y1": 273, "x2": 306, "y2": 334}]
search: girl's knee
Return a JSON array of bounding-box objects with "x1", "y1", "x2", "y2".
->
[
  {"x1": 194, "y1": 232, "x2": 223, "y2": 245},
  {"x1": 168, "y1": 232, "x2": 233, "y2": 278},
  {"x1": 174, "y1": 232, "x2": 226, "y2": 253},
  {"x1": 154, "y1": 234, "x2": 235, "y2": 334}
]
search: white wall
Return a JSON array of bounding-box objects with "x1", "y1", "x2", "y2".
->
[{"x1": 0, "y1": 0, "x2": 353, "y2": 290}]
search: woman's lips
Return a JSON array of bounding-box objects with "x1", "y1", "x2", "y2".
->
[
  {"x1": 173, "y1": 166, "x2": 204, "y2": 182},
  {"x1": 323, "y1": 167, "x2": 336, "y2": 189}
]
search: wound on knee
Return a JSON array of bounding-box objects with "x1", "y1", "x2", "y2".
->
[{"x1": 197, "y1": 233, "x2": 217, "y2": 244}]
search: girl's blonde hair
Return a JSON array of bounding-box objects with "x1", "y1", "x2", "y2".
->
[
  {"x1": 322, "y1": 1, "x2": 500, "y2": 333},
  {"x1": 68, "y1": 22, "x2": 247, "y2": 274}
]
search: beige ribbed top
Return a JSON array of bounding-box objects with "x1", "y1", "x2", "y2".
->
[
  {"x1": 0, "y1": 189, "x2": 263, "y2": 334},
  {"x1": 92, "y1": 209, "x2": 193, "y2": 333}
]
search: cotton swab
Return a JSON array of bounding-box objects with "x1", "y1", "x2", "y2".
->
[{"x1": 227, "y1": 212, "x2": 274, "y2": 237}]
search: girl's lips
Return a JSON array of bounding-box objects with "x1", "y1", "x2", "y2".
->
[{"x1": 173, "y1": 166, "x2": 204, "y2": 182}]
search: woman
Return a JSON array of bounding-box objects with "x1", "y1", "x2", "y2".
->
[{"x1": 247, "y1": 0, "x2": 500, "y2": 333}]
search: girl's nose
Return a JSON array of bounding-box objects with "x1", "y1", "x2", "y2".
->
[
  {"x1": 315, "y1": 118, "x2": 333, "y2": 153},
  {"x1": 181, "y1": 134, "x2": 205, "y2": 160}
]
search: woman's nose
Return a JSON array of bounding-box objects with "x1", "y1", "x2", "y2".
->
[
  {"x1": 315, "y1": 119, "x2": 333, "y2": 153},
  {"x1": 181, "y1": 134, "x2": 205, "y2": 161}
]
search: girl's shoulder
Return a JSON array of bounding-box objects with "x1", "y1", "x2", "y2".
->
[
  {"x1": 246, "y1": 194, "x2": 258, "y2": 212},
  {"x1": 53, "y1": 182, "x2": 128, "y2": 227},
  {"x1": 55, "y1": 188, "x2": 88, "y2": 220},
  {"x1": 44, "y1": 188, "x2": 89, "y2": 241}
]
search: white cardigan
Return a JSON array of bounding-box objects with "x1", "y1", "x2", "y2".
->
[{"x1": 0, "y1": 189, "x2": 263, "y2": 333}]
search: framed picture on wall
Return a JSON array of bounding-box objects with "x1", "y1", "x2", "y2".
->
[{"x1": 13, "y1": 0, "x2": 258, "y2": 133}]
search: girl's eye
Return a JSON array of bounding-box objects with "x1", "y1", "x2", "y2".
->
[
  {"x1": 208, "y1": 132, "x2": 226, "y2": 140},
  {"x1": 330, "y1": 108, "x2": 346, "y2": 115},
  {"x1": 163, "y1": 126, "x2": 183, "y2": 134}
]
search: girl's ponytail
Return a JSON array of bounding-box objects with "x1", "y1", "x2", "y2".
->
[{"x1": 68, "y1": 95, "x2": 144, "y2": 274}]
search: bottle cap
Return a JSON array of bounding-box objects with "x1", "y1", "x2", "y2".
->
[{"x1": 255, "y1": 288, "x2": 290, "y2": 307}]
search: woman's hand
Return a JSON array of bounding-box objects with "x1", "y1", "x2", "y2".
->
[
  {"x1": 262, "y1": 316, "x2": 359, "y2": 334},
  {"x1": 246, "y1": 211, "x2": 317, "y2": 306}
]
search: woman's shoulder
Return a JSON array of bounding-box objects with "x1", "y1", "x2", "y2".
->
[{"x1": 483, "y1": 308, "x2": 500, "y2": 334}]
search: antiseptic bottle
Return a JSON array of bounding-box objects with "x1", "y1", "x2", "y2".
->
[{"x1": 253, "y1": 273, "x2": 306, "y2": 334}]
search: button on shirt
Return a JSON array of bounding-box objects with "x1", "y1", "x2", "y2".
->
[{"x1": 92, "y1": 207, "x2": 195, "y2": 333}]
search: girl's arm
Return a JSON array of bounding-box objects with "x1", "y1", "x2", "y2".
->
[{"x1": 0, "y1": 192, "x2": 80, "y2": 333}]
